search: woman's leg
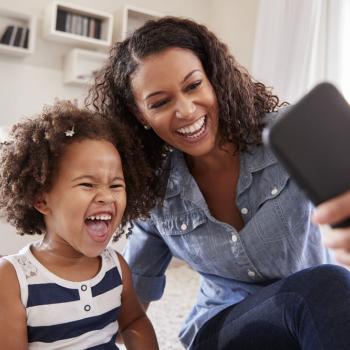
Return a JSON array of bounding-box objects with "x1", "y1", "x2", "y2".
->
[{"x1": 192, "y1": 265, "x2": 350, "y2": 350}]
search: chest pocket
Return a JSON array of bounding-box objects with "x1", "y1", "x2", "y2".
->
[
  {"x1": 154, "y1": 210, "x2": 208, "y2": 263},
  {"x1": 253, "y1": 165, "x2": 291, "y2": 242}
]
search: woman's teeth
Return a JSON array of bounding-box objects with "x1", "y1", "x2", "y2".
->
[{"x1": 177, "y1": 116, "x2": 206, "y2": 137}]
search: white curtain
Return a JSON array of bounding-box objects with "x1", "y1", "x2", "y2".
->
[{"x1": 252, "y1": 0, "x2": 350, "y2": 103}]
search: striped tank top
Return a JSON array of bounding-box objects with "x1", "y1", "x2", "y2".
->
[{"x1": 4, "y1": 244, "x2": 122, "y2": 349}]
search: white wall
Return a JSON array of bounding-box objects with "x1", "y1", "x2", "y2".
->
[
  {"x1": 0, "y1": 0, "x2": 259, "y2": 255},
  {"x1": 209, "y1": 0, "x2": 259, "y2": 71},
  {"x1": 0, "y1": 0, "x2": 212, "y2": 125}
]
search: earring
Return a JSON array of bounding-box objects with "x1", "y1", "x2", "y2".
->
[{"x1": 143, "y1": 125, "x2": 151, "y2": 130}]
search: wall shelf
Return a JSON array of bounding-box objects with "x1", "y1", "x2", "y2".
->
[
  {"x1": 63, "y1": 48, "x2": 108, "y2": 86},
  {"x1": 43, "y1": 1, "x2": 113, "y2": 49},
  {"x1": 114, "y1": 5, "x2": 162, "y2": 42},
  {"x1": 0, "y1": 8, "x2": 36, "y2": 56}
]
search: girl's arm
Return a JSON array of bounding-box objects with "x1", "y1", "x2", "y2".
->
[
  {"x1": 0, "y1": 258, "x2": 28, "y2": 350},
  {"x1": 117, "y1": 253, "x2": 159, "y2": 350}
]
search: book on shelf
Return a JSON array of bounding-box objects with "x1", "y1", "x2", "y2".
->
[
  {"x1": 0, "y1": 25, "x2": 16, "y2": 45},
  {"x1": 54, "y1": 8, "x2": 103, "y2": 39},
  {"x1": 94, "y1": 19, "x2": 101, "y2": 39},
  {"x1": 82, "y1": 16, "x2": 89, "y2": 37},
  {"x1": 88, "y1": 17, "x2": 95, "y2": 38},
  {"x1": 20, "y1": 28, "x2": 29, "y2": 48},
  {"x1": 56, "y1": 9, "x2": 66, "y2": 31},
  {"x1": 0, "y1": 25, "x2": 29, "y2": 48},
  {"x1": 13, "y1": 27, "x2": 23, "y2": 47},
  {"x1": 24, "y1": 28, "x2": 29, "y2": 48},
  {"x1": 65, "y1": 12, "x2": 73, "y2": 33}
]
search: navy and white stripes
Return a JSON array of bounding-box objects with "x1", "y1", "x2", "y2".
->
[{"x1": 5, "y1": 245, "x2": 122, "y2": 349}]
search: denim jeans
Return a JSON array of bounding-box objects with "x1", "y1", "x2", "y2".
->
[{"x1": 192, "y1": 265, "x2": 350, "y2": 350}]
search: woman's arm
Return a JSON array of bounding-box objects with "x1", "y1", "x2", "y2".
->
[
  {"x1": 117, "y1": 254, "x2": 159, "y2": 350},
  {"x1": 0, "y1": 258, "x2": 28, "y2": 350},
  {"x1": 313, "y1": 190, "x2": 350, "y2": 266}
]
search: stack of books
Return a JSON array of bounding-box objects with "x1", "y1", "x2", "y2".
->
[
  {"x1": 0, "y1": 25, "x2": 29, "y2": 48},
  {"x1": 56, "y1": 9, "x2": 102, "y2": 39}
]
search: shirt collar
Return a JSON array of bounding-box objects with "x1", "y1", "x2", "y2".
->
[
  {"x1": 237, "y1": 144, "x2": 278, "y2": 196},
  {"x1": 165, "y1": 144, "x2": 279, "y2": 200}
]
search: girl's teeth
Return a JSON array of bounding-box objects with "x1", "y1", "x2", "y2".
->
[{"x1": 87, "y1": 215, "x2": 111, "y2": 221}]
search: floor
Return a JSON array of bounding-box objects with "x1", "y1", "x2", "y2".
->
[{"x1": 120, "y1": 263, "x2": 200, "y2": 349}]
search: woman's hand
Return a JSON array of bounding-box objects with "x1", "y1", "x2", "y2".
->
[{"x1": 313, "y1": 190, "x2": 350, "y2": 266}]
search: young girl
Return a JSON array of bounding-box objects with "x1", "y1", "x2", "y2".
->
[{"x1": 0, "y1": 101, "x2": 159, "y2": 350}]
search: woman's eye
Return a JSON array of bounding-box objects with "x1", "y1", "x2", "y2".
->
[
  {"x1": 149, "y1": 98, "x2": 170, "y2": 109},
  {"x1": 186, "y1": 81, "x2": 202, "y2": 92}
]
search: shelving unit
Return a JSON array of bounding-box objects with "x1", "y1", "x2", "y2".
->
[
  {"x1": 0, "y1": 8, "x2": 36, "y2": 56},
  {"x1": 43, "y1": 1, "x2": 113, "y2": 49},
  {"x1": 63, "y1": 48, "x2": 108, "y2": 86},
  {"x1": 114, "y1": 5, "x2": 162, "y2": 42}
]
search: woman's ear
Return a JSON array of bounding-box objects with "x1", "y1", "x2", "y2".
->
[
  {"x1": 34, "y1": 195, "x2": 50, "y2": 215},
  {"x1": 132, "y1": 106, "x2": 150, "y2": 129}
]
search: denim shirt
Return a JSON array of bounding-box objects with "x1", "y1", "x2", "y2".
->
[{"x1": 123, "y1": 113, "x2": 333, "y2": 349}]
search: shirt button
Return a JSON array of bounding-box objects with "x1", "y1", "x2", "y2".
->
[
  {"x1": 84, "y1": 305, "x2": 91, "y2": 312},
  {"x1": 247, "y1": 270, "x2": 256, "y2": 277},
  {"x1": 271, "y1": 187, "x2": 278, "y2": 195},
  {"x1": 241, "y1": 207, "x2": 248, "y2": 215},
  {"x1": 180, "y1": 223, "x2": 187, "y2": 231},
  {"x1": 231, "y1": 234, "x2": 238, "y2": 242},
  {"x1": 81, "y1": 284, "x2": 87, "y2": 291}
]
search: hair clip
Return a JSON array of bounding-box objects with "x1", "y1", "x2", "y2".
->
[{"x1": 65, "y1": 125, "x2": 75, "y2": 137}]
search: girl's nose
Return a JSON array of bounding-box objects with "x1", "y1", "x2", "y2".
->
[{"x1": 95, "y1": 186, "x2": 115, "y2": 204}]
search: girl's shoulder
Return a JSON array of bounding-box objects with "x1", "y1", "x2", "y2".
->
[
  {"x1": 102, "y1": 248, "x2": 124, "y2": 280},
  {"x1": 0, "y1": 256, "x2": 23, "y2": 304},
  {"x1": 0, "y1": 256, "x2": 17, "y2": 281}
]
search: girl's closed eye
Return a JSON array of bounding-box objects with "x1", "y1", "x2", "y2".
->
[
  {"x1": 79, "y1": 183, "x2": 94, "y2": 188},
  {"x1": 110, "y1": 183, "x2": 125, "y2": 190}
]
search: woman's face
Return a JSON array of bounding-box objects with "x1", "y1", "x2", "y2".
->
[{"x1": 131, "y1": 48, "x2": 219, "y2": 158}]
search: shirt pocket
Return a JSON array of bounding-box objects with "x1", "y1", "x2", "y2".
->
[
  {"x1": 154, "y1": 210, "x2": 208, "y2": 263},
  {"x1": 253, "y1": 167, "x2": 291, "y2": 242}
]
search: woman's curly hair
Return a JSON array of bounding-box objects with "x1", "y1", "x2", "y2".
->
[
  {"x1": 87, "y1": 16, "x2": 287, "y2": 204},
  {"x1": 0, "y1": 101, "x2": 154, "y2": 236}
]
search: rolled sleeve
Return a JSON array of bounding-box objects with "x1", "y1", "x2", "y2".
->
[
  {"x1": 131, "y1": 272, "x2": 166, "y2": 303},
  {"x1": 123, "y1": 218, "x2": 173, "y2": 303}
]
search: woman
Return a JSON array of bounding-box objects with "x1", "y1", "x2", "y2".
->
[{"x1": 88, "y1": 17, "x2": 350, "y2": 350}]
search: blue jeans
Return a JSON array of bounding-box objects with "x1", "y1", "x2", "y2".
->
[{"x1": 192, "y1": 265, "x2": 350, "y2": 350}]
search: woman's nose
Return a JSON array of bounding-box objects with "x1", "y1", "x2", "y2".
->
[{"x1": 174, "y1": 96, "x2": 196, "y2": 119}]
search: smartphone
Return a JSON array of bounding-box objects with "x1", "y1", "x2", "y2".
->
[{"x1": 263, "y1": 82, "x2": 350, "y2": 228}]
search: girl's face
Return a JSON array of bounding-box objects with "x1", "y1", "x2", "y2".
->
[
  {"x1": 36, "y1": 140, "x2": 126, "y2": 258},
  {"x1": 132, "y1": 47, "x2": 219, "y2": 158}
]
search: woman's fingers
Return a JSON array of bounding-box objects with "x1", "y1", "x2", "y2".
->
[{"x1": 313, "y1": 190, "x2": 350, "y2": 225}]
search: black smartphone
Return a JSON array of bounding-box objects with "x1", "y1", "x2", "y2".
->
[{"x1": 263, "y1": 82, "x2": 350, "y2": 228}]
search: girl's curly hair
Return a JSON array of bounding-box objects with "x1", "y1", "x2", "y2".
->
[
  {"x1": 87, "y1": 16, "x2": 287, "y2": 204},
  {"x1": 0, "y1": 101, "x2": 153, "y2": 236}
]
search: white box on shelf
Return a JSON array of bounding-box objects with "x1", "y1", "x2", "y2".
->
[
  {"x1": 114, "y1": 5, "x2": 162, "y2": 42},
  {"x1": 63, "y1": 48, "x2": 108, "y2": 86},
  {"x1": 44, "y1": 1, "x2": 113, "y2": 49},
  {"x1": 0, "y1": 8, "x2": 36, "y2": 56}
]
